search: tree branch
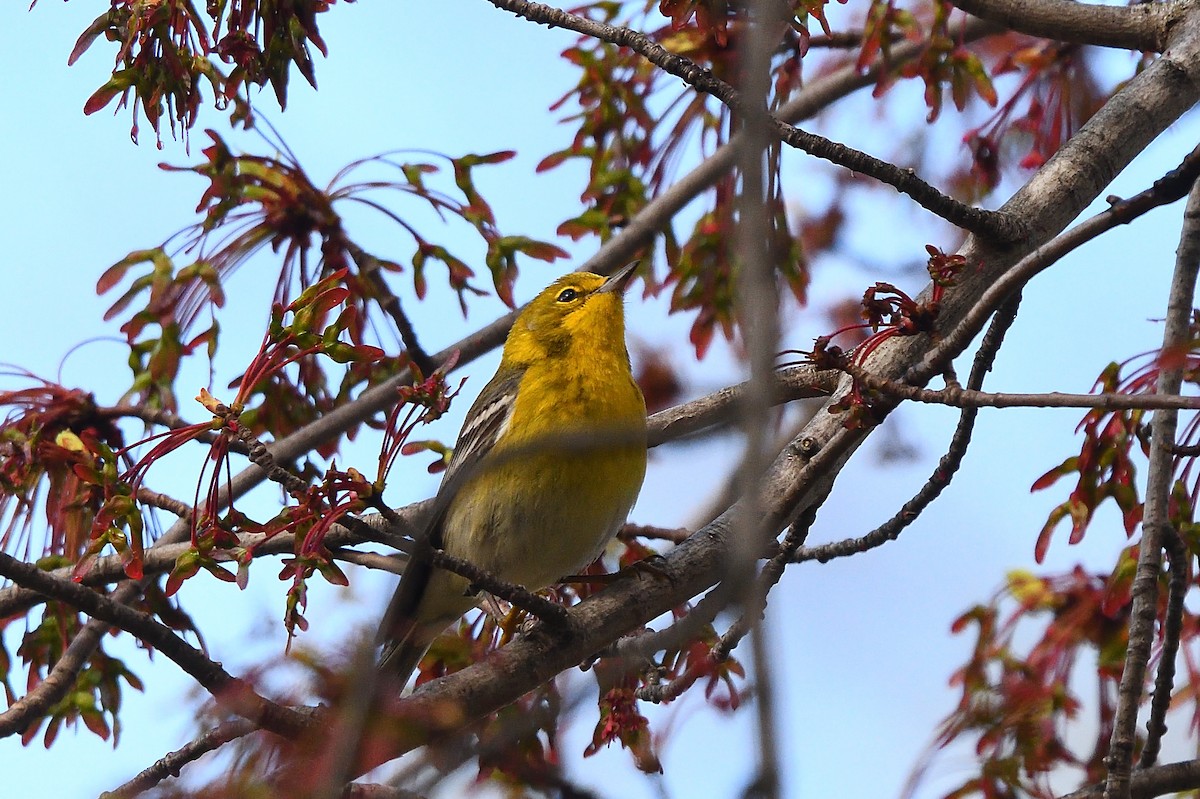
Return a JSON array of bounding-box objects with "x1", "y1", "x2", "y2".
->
[
  {"x1": 1138, "y1": 530, "x2": 1188, "y2": 769},
  {"x1": 0, "y1": 367, "x2": 833, "y2": 620},
  {"x1": 1062, "y1": 758, "x2": 1200, "y2": 798},
  {"x1": 427, "y1": 547, "x2": 572, "y2": 630},
  {"x1": 948, "y1": 0, "x2": 1181, "y2": 51},
  {"x1": 571, "y1": 16, "x2": 1002, "y2": 276},
  {"x1": 795, "y1": 294, "x2": 1021, "y2": 564},
  {"x1": 909, "y1": 141, "x2": 1200, "y2": 388},
  {"x1": 0, "y1": 610, "x2": 115, "y2": 739},
  {"x1": 347, "y1": 242, "x2": 436, "y2": 377},
  {"x1": 0, "y1": 552, "x2": 313, "y2": 740},
  {"x1": 106, "y1": 718, "x2": 259, "y2": 798},
  {"x1": 485, "y1": 0, "x2": 1023, "y2": 242},
  {"x1": 1104, "y1": 168, "x2": 1200, "y2": 799},
  {"x1": 847, "y1": 367, "x2": 1200, "y2": 412}
]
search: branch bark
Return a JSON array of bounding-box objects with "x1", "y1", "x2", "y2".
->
[
  {"x1": 0, "y1": 552, "x2": 313, "y2": 740},
  {"x1": 1063, "y1": 758, "x2": 1200, "y2": 798},
  {"x1": 1103, "y1": 155, "x2": 1200, "y2": 799},
  {"x1": 948, "y1": 0, "x2": 1182, "y2": 51},
  {"x1": 486, "y1": 0, "x2": 1023, "y2": 241}
]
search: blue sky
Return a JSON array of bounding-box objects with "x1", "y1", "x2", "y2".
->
[{"x1": 3, "y1": 2, "x2": 1200, "y2": 798}]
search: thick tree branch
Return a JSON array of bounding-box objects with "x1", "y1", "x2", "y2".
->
[
  {"x1": 949, "y1": 0, "x2": 1182, "y2": 52},
  {"x1": 1063, "y1": 758, "x2": 1200, "y2": 798},
  {"x1": 910, "y1": 141, "x2": 1200, "y2": 387},
  {"x1": 1104, "y1": 167, "x2": 1200, "y2": 799},
  {"x1": 0, "y1": 367, "x2": 833, "y2": 620}
]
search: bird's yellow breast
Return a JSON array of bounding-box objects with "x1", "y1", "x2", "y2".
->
[{"x1": 443, "y1": 332, "x2": 646, "y2": 589}]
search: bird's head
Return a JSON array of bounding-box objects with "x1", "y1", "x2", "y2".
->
[{"x1": 504, "y1": 263, "x2": 638, "y2": 364}]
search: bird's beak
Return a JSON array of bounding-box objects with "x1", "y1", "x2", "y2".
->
[{"x1": 597, "y1": 261, "x2": 639, "y2": 295}]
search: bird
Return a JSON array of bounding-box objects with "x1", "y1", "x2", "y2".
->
[{"x1": 378, "y1": 262, "x2": 647, "y2": 686}]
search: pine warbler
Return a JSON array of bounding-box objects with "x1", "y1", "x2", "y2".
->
[{"x1": 379, "y1": 262, "x2": 647, "y2": 684}]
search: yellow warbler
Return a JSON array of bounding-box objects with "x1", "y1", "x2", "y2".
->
[{"x1": 379, "y1": 262, "x2": 647, "y2": 684}]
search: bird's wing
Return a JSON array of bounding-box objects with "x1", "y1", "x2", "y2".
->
[
  {"x1": 377, "y1": 366, "x2": 523, "y2": 672},
  {"x1": 441, "y1": 366, "x2": 522, "y2": 488}
]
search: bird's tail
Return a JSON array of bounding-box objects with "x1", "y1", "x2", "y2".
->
[
  {"x1": 378, "y1": 622, "x2": 442, "y2": 688},
  {"x1": 378, "y1": 564, "x2": 478, "y2": 689}
]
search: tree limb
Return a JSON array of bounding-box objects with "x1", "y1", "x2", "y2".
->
[
  {"x1": 847, "y1": 368, "x2": 1200, "y2": 412},
  {"x1": 1103, "y1": 161, "x2": 1200, "y2": 799},
  {"x1": 485, "y1": 0, "x2": 1023, "y2": 242},
  {"x1": 910, "y1": 140, "x2": 1200, "y2": 388},
  {"x1": 0, "y1": 552, "x2": 313, "y2": 740},
  {"x1": 105, "y1": 718, "x2": 259, "y2": 798},
  {"x1": 1062, "y1": 758, "x2": 1200, "y2": 798},
  {"x1": 948, "y1": 0, "x2": 1181, "y2": 51},
  {"x1": 1138, "y1": 530, "x2": 1188, "y2": 769},
  {"x1": 795, "y1": 294, "x2": 1021, "y2": 564},
  {"x1": 0, "y1": 366, "x2": 834, "y2": 619}
]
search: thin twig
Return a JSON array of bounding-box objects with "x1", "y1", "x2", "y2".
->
[
  {"x1": 135, "y1": 486, "x2": 194, "y2": 519},
  {"x1": 342, "y1": 784, "x2": 428, "y2": 799},
  {"x1": 427, "y1": 547, "x2": 573, "y2": 630},
  {"x1": 1165, "y1": 439, "x2": 1200, "y2": 456},
  {"x1": 233, "y1": 423, "x2": 310, "y2": 495},
  {"x1": 485, "y1": 0, "x2": 1022, "y2": 242},
  {"x1": 100, "y1": 404, "x2": 251, "y2": 456},
  {"x1": 1103, "y1": 169, "x2": 1200, "y2": 799},
  {"x1": 1139, "y1": 529, "x2": 1188, "y2": 769},
  {"x1": 848, "y1": 367, "x2": 1200, "y2": 412},
  {"x1": 0, "y1": 551, "x2": 313, "y2": 740},
  {"x1": 910, "y1": 142, "x2": 1200, "y2": 388},
  {"x1": 330, "y1": 548, "x2": 406, "y2": 575},
  {"x1": 713, "y1": 505, "x2": 818, "y2": 660},
  {"x1": 617, "y1": 523, "x2": 692, "y2": 544},
  {"x1": 347, "y1": 242, "x2": 436, "y2": 376},
  {"x1": 106, "y1": 718, "x2": 259, "y2": 798},
  {"x1": 807, "y1": 30, "x2": 870, "y2": 48},
  {"x1": 623, "y1": 575, "x2": 737, "y2": 680},
  {"x1": 635, "y1": 502, "x2": 819, "y2": 704},
  {"x1": 795, "y1": 295, "x2": 1021, "y2": 564}
]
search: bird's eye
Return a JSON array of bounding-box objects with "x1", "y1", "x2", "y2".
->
[{"x1": 556, "y1": 288, "x2": 579, "y2": 303}]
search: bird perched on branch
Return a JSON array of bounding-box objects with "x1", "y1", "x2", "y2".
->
[{"x1": 378, "y1": 262, "x2": 647, "y2": 686}]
